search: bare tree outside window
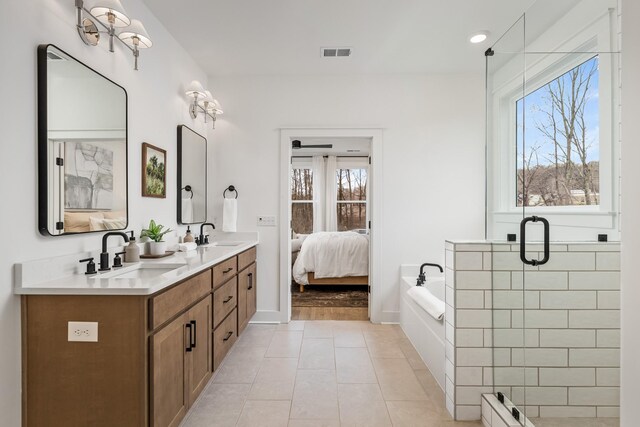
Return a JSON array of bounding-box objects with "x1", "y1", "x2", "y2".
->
[
  {"x1": 517, "y1": 56, "x2": 600, "y2": 207},
  {"x1": 291, "y1": 168, "x2": 313, "y2": 234},
  {"x1": 337, "y1": 168, "x2": 367, "y2": 231}
]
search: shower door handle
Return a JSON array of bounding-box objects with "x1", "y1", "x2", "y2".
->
[{"x1": 519, "y1": 216, "x2": 550, "y2": 266}]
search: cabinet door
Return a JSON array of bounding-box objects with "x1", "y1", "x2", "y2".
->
[
  {"x1": 237, "y1": 268, "x2": 249, "y2": 334},
  {"x1": 247, "y1": 263, "x2": 257, "y2": 322},
  {"x1": 187, "y1": 296, "x2": 212, "y2": 407},
  {"x1": 151, "y1": 313, "x2": 188, "y2": 427}
]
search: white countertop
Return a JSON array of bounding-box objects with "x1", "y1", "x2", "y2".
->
[{"x1": 14, "y1": 240, "x2": 258, "y2": 296}]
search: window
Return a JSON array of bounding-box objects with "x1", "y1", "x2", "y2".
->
[
  {"x1": 516, "y1": 56, "x2": 600, "y2": 207},
  {"x1": 336, "y1": 168, "x2": 367, "y2": 231},
  {"x1": 291, "y1": 167, "x2": 313, "y2": 234}
]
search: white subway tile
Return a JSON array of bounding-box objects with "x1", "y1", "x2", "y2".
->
[
  {"x1": 456, "y1": 367, "x2": 483, "y2": 386},
  {"x1": 456, "y1": 290, "x2": 485, "y2": 309},
  {"x1": 597, "y1": 406, "x2": 620, "y2": 417},
  {"x1": 446, "y1": 359, "x2": 455, "y2": 380},
  {"x1": 597, "y1": 330, "x2": 620, "y2": 348},
  {"x1": 446, "y1": 396, "x2": 455, "y2": 418},
  {"x1": 525, "y1": 310, "x2": 568, "y2": 328},
  {"x1": 456, "y1": 328, "x2": 484, "y2": 347},
  {"x1": 596, "y1": 252, "x2": 620, "y2": 270},
  {"x1": 446, "y1": 286, "x2": 455, "y2": 307},
  {"x1": 457, "y1": 310, "x2": 492, "y2": 328},
  {"x1": 455, "y1": 386, "x2": 493, "y2": 405},
  {"x1": 539, "y1": 330, "x2": 596, "y2": 348},
  {"x1": 493, "y1": 349, "x2": 512, "y2": 367},
  {"x1": 493, "y1": 252, "x2": 538, "y2": 271},
  {"x1": 492, "y1": 243, "x2": 512, "y2": 251},
  {"x1": 484, "y1": 291, "x2": 493, "y2": 309},
  {"x1": 521, "y1": 387, "x2": 568, "y2": 405},
  {"x1": 446, "y1": 304, "x2": 455, "y2": 327},
  {"x1": 597, "y1": 291, "x2": 620, "y2": 309},
  {"x1": 569, "y1": 387, "x2": 620, "y2": 405},
  {"x1": 455, "y1": 405, "x2": 482, "y2": 421},
  {"x1": 538, "y1": 252, "x2": 596, "y2": 271},
  {"x1": 492, "y1": 367, "x2": 537, "y2": 386},
  {"x1": 446, "y1": 375, "x2": 454, "y2": 399},
  {"x1": 525, "y1": 329, "x2": 540, "y2": 347},
  {"x1": 446, "y1": 321, "x2": 455, "y2": 345},
  {"x1": 539, "y1": 368, "x2": 596, "y2": 386},
  {"x1": 567, "y1": 244, "x2": 620, "y2": 252},
  {"x1": 492, "y1": 272, "x2": 511, "y2": 289},
  {"x1": 569, "y1": 272, "x2": 620, "y2": 290},
  {"x1": 457, "y1": 348, "x2": 493, "y2": 366},
  {"x1": 569, "y1": 349, "x2": 620, "y2": 367},
  {"x1": 493, "y1": 310, "x2": 511, "y2": 328},
  {"x1": 456, "y1": 252, "x2": 484, "y2": 270},
  {"x1": 481, "y1": 397, "x2": 492, "y2": 423},
  {"x1": 525, "y1": 291, "x2": 540, "y2": 309},
  {"x1": 483, "y1": 253, "x2": 492, "y2": 270},
  {"x1": 539, "y1": 406, "x2": 596, "y2": 418},
  {"x1": 519, "y1": 272, "x2": 569, "y2": 290},
  {"x1": 445, "y1": 242, "x2": 455, "y2": 251},
  {"x1": 446, "y1": 250, "x2": 454, "y2": 270},
  {"x1": 596, "y1": 368, "x2": 620, "y2": 386},
  {"x1": 539, "y1": 291, "x2": 597, "y2": 309},
  {"x1": 492, "y1": 291, "x2": 523, "y2": 309},
  {"x1": 455, "y1": 271, "x2": 492, "y2": 290},
  {"x1": 569, "y1": 310, "x2": 620, "y2": 329},
  {"x1": 446, "y1": 341, "x2": 455, "y2": 362},
  {"x1": 511, "y1": 310, "x2": 523, "y2": 328},
  {"x1": 446, "y1": 267, "x2": 455, "y2": 288},
  {"x1": 512, "y1": 349, "x2": 568, "y2": 367},
  {"x1": 483, "y1": 368, "x2": 493, "y2": 386},
  {"x1": 456, "y1": 244, "x2": 492, "y2": 252},
  {"x1": 493, "y1": 329, "x2": 524, "y2": 348},
  {"x1": 483, "y1": 329, "x2": 493, "y2": 347}
]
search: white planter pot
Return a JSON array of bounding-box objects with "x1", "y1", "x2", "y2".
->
[{"x1": 149, "y1": 241, "x2": 167, "y2": 256}]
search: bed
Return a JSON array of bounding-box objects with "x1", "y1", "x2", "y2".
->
[{"x1": 292, "y1": 231, "x2": 369, "y2": 292}]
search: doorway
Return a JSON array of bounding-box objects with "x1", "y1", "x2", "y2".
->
[{"x1": 279, "y1": 128, "x2": 383, "y2": 323}]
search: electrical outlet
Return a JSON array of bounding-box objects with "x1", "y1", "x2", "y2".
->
[
  {"x1": 68, "y1": 321, "x2": 98, "y2": 342},
  {"x1": 257, "y1": 215, "x2": 276, "y2": 227}
]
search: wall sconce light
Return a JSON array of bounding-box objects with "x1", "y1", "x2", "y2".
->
[
  {"x1": 185, "y1": 81, "x2": 224, "y2": 129},
  {"x1": 75, "y1": 0, "x2": 153, "y2": 70}
]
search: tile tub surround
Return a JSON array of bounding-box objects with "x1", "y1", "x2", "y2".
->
[
  {"x1": 445, "y1": 241, "x2": 620, "y2": 422},
  {"x1": 182, "y1": 320, "x2": 484, "y2": 427},
  {"x1": 14, "y1": 232, "x2": 259, "y2": 295}
]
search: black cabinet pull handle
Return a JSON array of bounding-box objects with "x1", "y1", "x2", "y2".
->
[
  {"x1": 519, "y1": 216, "x2": 550, "y2": 266},
  {"x1": 223, "y1": 267, "x2": 233, "y2": 273},
  {"x1": 223, "y1": 331, "x2": 233, "y2": 341},
  {"x1": 223, "y1": 296, "x2": 233, "y2": 303},
  {"x1": 190, "y1": 320, "x2": 197, "y2": 348},
  {"x1": 185, "y1": 323, "x2": 193, "y2": 352},
  {"x1": 248, "y1": 272, "x2": 253, "y2": 290}
]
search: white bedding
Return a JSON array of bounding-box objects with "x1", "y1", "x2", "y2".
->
[{"x1": 292, "y1": 231, "x2": 369, "y2": 285}]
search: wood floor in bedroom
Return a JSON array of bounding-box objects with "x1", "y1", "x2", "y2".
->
[{"x1": 291, "y1": 307, "x2": 369, "y2": 320}]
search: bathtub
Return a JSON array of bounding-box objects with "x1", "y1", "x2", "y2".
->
[{"x1": 399, "y1": 265, "x2": 446, "y2": 391}]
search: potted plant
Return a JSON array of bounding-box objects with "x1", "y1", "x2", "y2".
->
[{"x1": 140, "y1": 220, "x2": 172, "y2": 256}]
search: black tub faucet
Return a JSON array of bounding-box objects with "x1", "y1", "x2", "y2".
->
[
  {"x1": 99, "y1": 231, "x2": 129, "y2": 271},
  {"x1": 198, "y1": 223, "x2": 215, "y2": 245},
  {"x1": 417, "y1": 262, "x2": 443, "y2": 286}
]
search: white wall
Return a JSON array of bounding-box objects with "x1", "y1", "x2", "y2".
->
[
  {"x1": 0, "y1": 0, "x2": 208, "y2": 424},
  {"x1": 209, "y1": 73, "x2": 486, "y2": 322},
  {"x1": 620, "y1": 1, "x2": 640, "y2": 425}
]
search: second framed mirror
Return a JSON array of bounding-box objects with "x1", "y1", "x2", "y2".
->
[{"x1": 177, "y1": 125, "x2": 207, "y2": 224}]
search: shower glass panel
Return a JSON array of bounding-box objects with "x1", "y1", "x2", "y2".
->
[{"x1": 488, "y1": 1, "x2": 620, "y2": 426}]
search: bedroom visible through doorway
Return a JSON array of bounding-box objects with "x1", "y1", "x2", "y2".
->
[{"x1": 289, "y1": 137, "x2": 371, "y2": 320}]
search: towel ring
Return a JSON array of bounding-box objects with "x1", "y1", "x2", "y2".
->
[
  {"x1": 182, "y1": 185, "x2": 193, "y2": 199},
  {"x1": 223, "y1": 185, "x2": 238, "y2": 199}
]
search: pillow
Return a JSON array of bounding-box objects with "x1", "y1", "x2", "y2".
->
[
  {"x1": 103, "y1": 210, "x2": 127, "y2": 220},
  {"x1": 291, "y1": 239, "x2": 303, "y2": 252},
  {"x1": 89, "y1": 216, "x2": 107, "y2": 231},
  {"x1": 64, "y1": 211, "x2": 104, "y2": 233},
  {"x1": 296, "y1": 233, "x2": 310, "y2": 242},
  {"x1": 102, "y1": 217, "x2": 127, "y2": 230}
]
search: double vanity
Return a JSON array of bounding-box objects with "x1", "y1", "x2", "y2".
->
[{"x1": 17, "y1": 239, "x2": 258, "y2": 427}]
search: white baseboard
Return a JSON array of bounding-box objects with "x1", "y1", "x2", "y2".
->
[
  {"x1": 380, "y1": 310, "x2": 400, "y2": 323},
  {"x1": 249, "y1": 310, "x2": 282, "y2": 323}
]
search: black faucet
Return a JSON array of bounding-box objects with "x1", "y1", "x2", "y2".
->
[
  {"x1": 417, "y1": 262, "x2": 443, "y2": 286},
  {"x1": 99, "y1": 231, "x2": 129, "y2": 271},
  {"x1": 198, "y1": 223, "x2": 215, "y2": 245}
]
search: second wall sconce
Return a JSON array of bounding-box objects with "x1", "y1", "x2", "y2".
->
[
  {"x1": 185, "y1": 80, "x2": 224, "y2": 129},
  {"x1": 75, "y1": 0, "x2": 153, "y2": 70}
]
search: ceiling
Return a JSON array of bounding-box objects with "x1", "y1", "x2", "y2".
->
[{"x1": 143, "y1": 0, "x2": 546, "y2": 76}]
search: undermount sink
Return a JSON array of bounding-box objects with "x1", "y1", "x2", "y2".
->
[
  {"x1": 209, "y1": 241, "x2": 243, "y2": 247},
  {"x1": 93, "y1": 263, "x2": 186, "y2": 280}
]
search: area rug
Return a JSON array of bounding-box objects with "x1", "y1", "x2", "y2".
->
[{"x1": 291, "y1": 283, "x2": 368, "y2": 307}]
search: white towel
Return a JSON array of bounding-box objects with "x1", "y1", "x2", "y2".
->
[
  {"x1": 222, "y1": 198, "x2": 237, "y2": 232},
  {"x1": 407, "y1": 286, "x2": 445, "y2": 321},
  {"x1": 182, "y1": 198, "x2": 194, "y2": 223},
  {"x1": 178, "y1": 242, "x2": 198, "y2": 252}
]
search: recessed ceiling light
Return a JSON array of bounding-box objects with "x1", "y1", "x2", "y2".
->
[{"x1": 469, "y1": 31, "x2": 489, "y2": 44}]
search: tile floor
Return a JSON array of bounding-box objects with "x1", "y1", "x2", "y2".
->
[{"x1": 181, "y1": 320, "x2": 483, "y2": 427}]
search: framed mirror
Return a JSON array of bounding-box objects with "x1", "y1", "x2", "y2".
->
[
  {"x1": 177, "y1": 125, "x2": 207, "y2": 224},
  {"x1": 38, "y1": 44, "x2": 128, "y2": 236}
]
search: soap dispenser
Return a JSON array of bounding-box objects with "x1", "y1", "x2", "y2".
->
[
  {"x1": 184, "y1": 226, "x2": 195, "y2": 243},
  {"x1": 125, "y1": 231, "x2": 141, "y2": 262}
]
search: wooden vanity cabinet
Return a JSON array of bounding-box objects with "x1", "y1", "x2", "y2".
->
[{"x1": 237, "y1": 248, "x2": 257, "y2": 334}]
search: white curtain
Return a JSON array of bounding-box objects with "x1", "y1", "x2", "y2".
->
[
  {"x1": 311, "y1": 156, "x2": 325, "y2": 233},
  {"x1": 325, "y1": 155, "x2": 338, "y2": 231}
]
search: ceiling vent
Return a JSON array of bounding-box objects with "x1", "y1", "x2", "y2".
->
[{"x1": 321, "y1": 47, "x2": 352, "y2": 58}]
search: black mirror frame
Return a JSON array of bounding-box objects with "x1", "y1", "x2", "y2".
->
[
  {"x1": 177, "y1": 124, "x2": 207, "y2": 225},
  {"x1": 37, "y1": 44, "x2": 129, "y2": 236}
]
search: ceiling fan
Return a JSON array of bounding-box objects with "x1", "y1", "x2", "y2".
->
[{"x1": 291, "y1": 139, "x2": 333, "y2": 149}]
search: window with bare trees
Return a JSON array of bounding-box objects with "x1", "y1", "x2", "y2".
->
[
  {"x1": 337, "y1": 168, "x2": 367, "y2": 231},
  {"x1": 516, "y1": 56, "x2": 600, "y2": 207},
  {"x1": 291, "y1": 168, "x2": 313, "y2": 233}
]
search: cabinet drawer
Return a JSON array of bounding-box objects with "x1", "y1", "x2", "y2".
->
[
  {"x1": 150, "y1": 270, "x2": 212, "y2": 330},
  {"x1": 213, "y1": 309, "x2": 237, "y2": 371},
  {"x1": 238, "y1": 246, "x2": 257, "y2": 272},
  {"x1": 213, "y1": 277, "x2": 237, "y2": 329},
  {"x1": 213, "y1": 257, "x2": 237, "y2": 289}
]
